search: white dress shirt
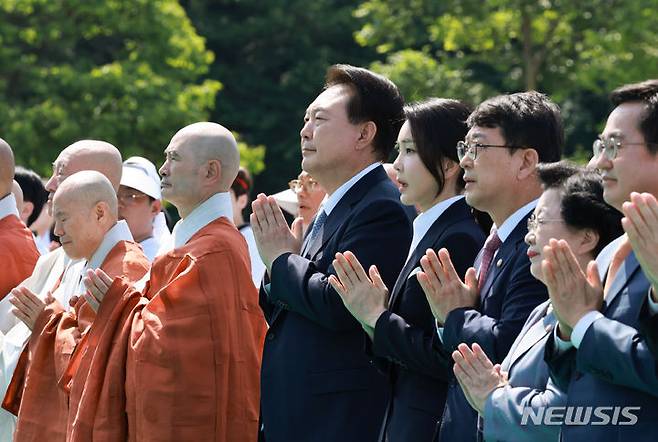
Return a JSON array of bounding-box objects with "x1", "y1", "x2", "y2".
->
[{"x1": 0, "y1": 194, "x2": 19, "y2": 221}]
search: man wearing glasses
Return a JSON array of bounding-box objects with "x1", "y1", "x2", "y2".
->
[
  {"x1": 418, "y1": 91, "x2": 563, "y2": 441},
  {"x1": 543, "y1": 79, "x2": 658, "y2": 441},
  {"x1": 287, "y1": 171, "x2": 326, "y2": 233},
  {"x1": 118, "y1": 157, "x2": 167, "y2": 262}
]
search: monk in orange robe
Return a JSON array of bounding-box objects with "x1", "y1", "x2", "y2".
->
[
  {"x1": 0, "y1": 139, "x2": 39, "y2": 302},
  {"x1": 73, "y1": 122, "x2": 266, "y2": 442},
  {"x1": 3, "y1": 171, "x2": 150, "y2": 441}
]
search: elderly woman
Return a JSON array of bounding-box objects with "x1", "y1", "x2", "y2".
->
[{"x1": 452, "y1": 161, "x2": 623, "y2": 442}]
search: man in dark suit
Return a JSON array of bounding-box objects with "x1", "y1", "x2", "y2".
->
[
  {"x1": 417, "y1": 91, "x2": 563, "y2": 441},
  {"x1": 543, "y1": 80, "x2": 658, "y2": 441},
  {"x1": 250, "y1": 64, "x2": 412, "y2": 442}
]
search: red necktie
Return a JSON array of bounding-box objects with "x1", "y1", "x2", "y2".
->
[{"x1": 478, "y1": 229, "x2": 502, "y2": 293}]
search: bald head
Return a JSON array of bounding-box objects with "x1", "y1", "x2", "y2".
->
[
  {"x1": 11, "y1": 180, "x2": 23, "y2": 213},
  {"x1": 56, "y1": 140, "x2": 122, "y2": 190},
  {"x1": 52, "y1": 171, "x2": 119, "y2": 260},
  {"x1": 172, "y1": 122, "x2": 240, "y2": 190},
  {"x1": 0, "y1": 138, "x2": 15, "y2": 196}
]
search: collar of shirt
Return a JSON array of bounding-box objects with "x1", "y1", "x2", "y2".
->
[
  {"x1": 0, "y1": 193, "x2": 19, "y2": 221},
  {"x1": 406, "y1": 195, "x2": 464, "y2": 263},
  {"x1": 171, "y1": 192, "x2": 233, "y2": 249},
  {"x1": 320, "y1": 162, "x2": 381, "y2": 216},
  {"x1": 153, "y1": 211, "x2": 172, "y2": 244},
  {"x1": 492, "y1": 198, "x2": 538, "y2": 243},
  {"x1": 139, "y1": 236, "x2": 160, "y2": 263},
  {"x1": 85, "y1": 220, "x2": 134, "y2": 270}
]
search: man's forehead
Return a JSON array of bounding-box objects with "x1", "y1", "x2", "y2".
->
[
  {"x1": 306, "y1": 85, "x2": 351, "y2": 113},
  {"x1": 466, "y1": 126, "x2": 501, "y2": 139}
]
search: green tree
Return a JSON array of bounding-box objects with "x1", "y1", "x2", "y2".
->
[
  {"x1": 356, "y1": 0, "x2": 658, "y2": 156},
  {"x1": 182, "y1": 0, "x2": 376, "y2": 194},
  {"x1": 0, "y1": 0, "x2": 220, "y2": 174}
]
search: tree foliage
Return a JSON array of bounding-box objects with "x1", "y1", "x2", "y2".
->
[
  {"x1": 0, "y1": 0, "x2": 221, "y2": 174},
  {"x1": 356, "y1": 0, "x2": 658, "y2": 156}
]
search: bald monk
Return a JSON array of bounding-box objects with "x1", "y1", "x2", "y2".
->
[
  {"x1": 0, "y1": 140, "x2": 39, "y2": 303},
  {"x1": 75, "y1": 122, "x2": 266, "y2": 441},
  {"x1": 3, "y1": 171, "x2": 150, "y2": 441},
  {"x1": 0, "y1": 141, "x2": 128, "y2": 441}
]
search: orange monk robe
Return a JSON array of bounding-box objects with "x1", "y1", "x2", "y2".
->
[
  {"x1": 66, "y1": 217, "x2": 267, "y2": 442},
  {"x1": 3, "y1": 240, "x2": 149, "y2": 442},
  {"x1": 0, "y1": 215, "x2": 40, "y2": 301}
]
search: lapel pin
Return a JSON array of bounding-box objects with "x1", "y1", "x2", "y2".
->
[{"x1": 496, "y1": 259, "x2": 503, "y2": 267}]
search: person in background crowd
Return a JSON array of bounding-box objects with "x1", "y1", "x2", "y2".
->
[
  {"x1": 119, "y1": 157, "x2": 166, "y2": 262},
  {"x1": 453, "y1": 162, "x2": 623, "y2": 442},
  {"x1": 231, "y1": 167, "x2": 267, "y2": 287},
  {"x1": 288, "y1": 170, "x2": 326, "y2": 233},
  {"x1": 329, "y1": 98, "x2": 485, "y2": 442}
]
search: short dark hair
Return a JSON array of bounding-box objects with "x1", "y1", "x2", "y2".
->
[
  {"x1": 467, "y1": 91, "x2": 563, "y2": 163},
  {"x1": 231, "y1": 167, "x2": 252, "y2": 199},
  {"x1": 537, "y1": 161, "x2": 623, "y2": 256},
  {"x1": 404, "y1": 98, "x2": 471, "y2": 194},
  {"x1": 325, "y1": 64, "x2": 405, "y2": 161},
  {"x1": 609, "y1": 79, "x2": 658, "y2": 154},
  {"x1": 14, "y1": 166, "x2": 48, "y2": 227}
]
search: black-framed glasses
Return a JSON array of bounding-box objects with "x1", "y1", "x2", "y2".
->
[
  {"x1": 456, "y1": 141, "x2": 521, "y2": 161},
  {"x1": 592, "y1": 136, "x2": 658, "y2": 161},
  {"x1": 526, "y1": 213, "x2": 564, "y2": 233},
  {"x1": 289, "y1": 179, "x2": 319, "y2": 194}
]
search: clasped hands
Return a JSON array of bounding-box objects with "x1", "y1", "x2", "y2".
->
[
  {"x1": 251, "y1": 194, "x2": 304, "y2": 272},
  {"x1": 417, "y1": 248, "x2": 479, "y2": 325},
  {"x1": 9, "y1": 286, "x2": 55, "y2": 330},
  {"x1": 329, "y1": 251, "x2": 389, "y2": 338}
]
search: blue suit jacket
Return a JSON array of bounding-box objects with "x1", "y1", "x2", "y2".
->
[
  {"x1": 259, "y1": 166, "x2": 413, "y2": 442},
  {"x1": 370, "y1": 198, "x2": 485, "y2": 442},
  {"x1": 481, "y1": 300, "x2": 566, "y2": 442},
  {"x1": 545, "y1": 241, "x2": 658, "y2": 441},
  {"x1": 436, "y1": 210, "x2": 549, "y2": 442}
]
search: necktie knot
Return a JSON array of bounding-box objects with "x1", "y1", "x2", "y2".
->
[{"x1": 484, "y1": 229, "x2": 502, "y2": 252}]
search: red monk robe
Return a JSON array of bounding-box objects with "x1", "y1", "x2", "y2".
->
[
  {"x1": 3, "y1": 240, "x2": 149, "y2": 442},
  {"x1": 0, "y1": 215, "x2": 40, "y2": 301},
  {"x1": 65, "y1": 217, "x2": 266, "y2": 442}
]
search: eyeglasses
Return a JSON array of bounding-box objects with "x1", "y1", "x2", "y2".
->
[
  {"x1": 289, "y1": 179, "x2": 319, "y2": 194},
  {"x1": 526, "y1": 213, "x2": 564, "y2": 233},
  {"x1": 592, "y1": 136, "x2": 658, "y2": 161},
  {"x1": 456, "y1": 141, "x2": 521, "y2": 161},
  {"x1": 117, "y1": 191, "x2": 150, "y2": 205}
]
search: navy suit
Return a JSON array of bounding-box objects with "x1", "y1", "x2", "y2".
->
[
  {"x1": 436, "y1": 210, "x2": 549, "y2": 442},
  {"x1": 370, "y1": 198, "x2": 485, "y2": 442},
  {"x1": 545, "y1": 243, "x2": 658, "y2": 441},
  {"x1": 259, "y1": 166, "x2": 413, "y2": 442}
]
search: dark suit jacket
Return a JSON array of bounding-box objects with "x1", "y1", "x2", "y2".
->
[
  {"x1": 259, "y1": 166, "x2": 413, "y2": 442},
  {"x1": 436, "y1": 209, "x2": 549, "y2": 442},
  {"x1": 369, "y1": 198, "x2": 485, "y2": 442},
  {"x1": 545, "y1": 243, "x2": 658, "y2": 442}
]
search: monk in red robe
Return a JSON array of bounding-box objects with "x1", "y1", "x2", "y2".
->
[
  {"x1": 4, "y1": 171, "x2": 150, "y2": 441},
  {"x1": 0, "y1": 139, "x2": 39, "y2": 302},
  {"x1": 74, "y1": 122, "x2": 266, "y2": 442}
]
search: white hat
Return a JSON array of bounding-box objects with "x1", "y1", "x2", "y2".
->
[
  {"x1": 120, "y1": 156, "x2": 161, "y2": 200},
  {"x1": 272, "y1": 188, "x2": 298, "y2": 216}
]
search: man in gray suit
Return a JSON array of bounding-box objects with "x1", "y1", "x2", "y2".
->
[{"x1": 542, "y1": 79, "x2": 658, "y2": 441}]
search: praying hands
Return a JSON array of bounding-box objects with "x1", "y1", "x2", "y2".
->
[
  {"x1": 417, "y1": 248, "x2": 479, "y2": 325},
  {"x1": 622, "y1": 192, "x2": 658, "y2": 302},
  {"x1": 328, "y1": 251, "x2": 389, "y2": 338},
  {"x1": 9, "y1": 286, "x2": 55, "y2": 330}
]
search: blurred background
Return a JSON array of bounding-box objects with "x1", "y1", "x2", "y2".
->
[{"x1": 2, "y1": 0, "x2": 657, "y2": 200}]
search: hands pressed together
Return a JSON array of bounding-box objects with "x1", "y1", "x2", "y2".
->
[
  {"x1": 251, "y1": 194, "x2": 304, "y2": 273},
  {"x1": 9, "y1": 286, "x2": 54, "y2": 330},
  {"x1": 328, "y1": 251, "x2": 389, "y2": 338},
  {"x1": 452, "y1": 343, "x2": 508, "y2": 414},
  {"x1": 416, "y1": 248, "x2": 479, "y2": 325}
]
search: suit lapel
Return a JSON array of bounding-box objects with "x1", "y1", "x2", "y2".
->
[
  {"x1": 603, "y1": 251, "x2": 642, "y2": 310},
  {"x1": 304, "y1": 166, "x2": 389, "y2": 260},
  {"x1": 505, "y1": 305, "x2": 554, "y2": 371},
  {"x1": 387, "y1": 199, "x2": 470, "y2": 309}
]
